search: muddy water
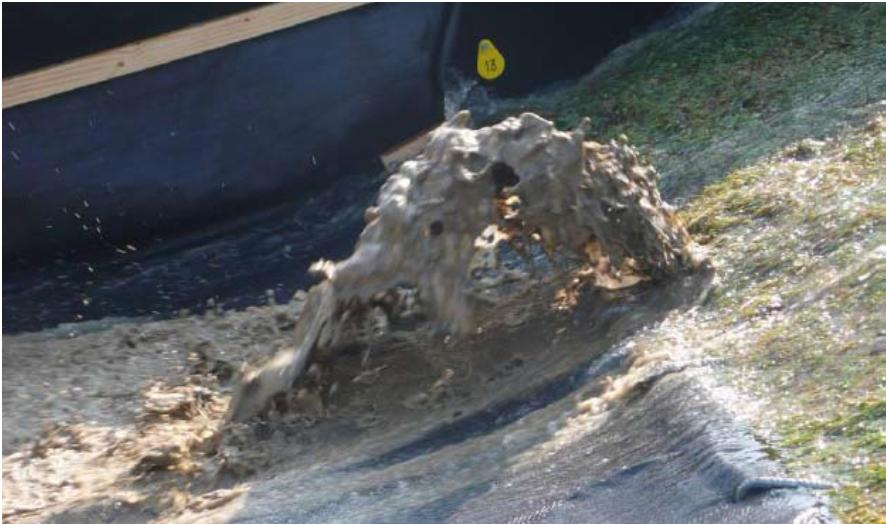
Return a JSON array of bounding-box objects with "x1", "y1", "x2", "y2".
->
[
  {"x1": 3, "y1": 246, "x2": 832, "y2": 523},
  {"x1": 176, "y1": 270, "x2": 827, "y2": 523},
  {"x1": 2, "y1": 157, "x2": 831, "y2": 522},
  {"x1": 3, "y1": 198, "x2": 832, "y2": 523}
]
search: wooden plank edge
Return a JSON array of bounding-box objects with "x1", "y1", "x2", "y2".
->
[
  {"x1": 2, "y1": 2, "x2": 367, "y2": 109},
  {"x1": 380, "y1": 125, "x2": 438, "y2": 173}
]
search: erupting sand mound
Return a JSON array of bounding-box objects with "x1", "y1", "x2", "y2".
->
[{"x1": 231, "y1": 111, "x2": 702, "y2": 421}]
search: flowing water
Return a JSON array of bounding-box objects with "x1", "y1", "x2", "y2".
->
[
  {"x1": 1, "y1": 194, "x2": 834, "y2": 521},
  {"x1": 9, "y1": 7, "x2": 878, "y2": 517}
]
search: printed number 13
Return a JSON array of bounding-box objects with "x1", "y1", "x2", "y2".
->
[{"x1": 477, "y1": 39, "x2": 505, "y2": 80}]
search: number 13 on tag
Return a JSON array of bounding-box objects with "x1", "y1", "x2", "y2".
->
[{"x1": 477, "y1": 39, "x2": 505, "y2": 81}]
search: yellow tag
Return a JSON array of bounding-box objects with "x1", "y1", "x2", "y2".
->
[{"x1": 477, "y1": 39, "x2": 505, "y2": 81}]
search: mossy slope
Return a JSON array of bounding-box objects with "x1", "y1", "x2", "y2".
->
[
  {"x1": 516, "y1": 3, "x2": 886, "y2": 198},
  {"x1": 516, "y1": 4, "x2": 885, "y2": 521}
]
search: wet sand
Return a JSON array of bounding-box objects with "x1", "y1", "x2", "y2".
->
[{"x1": 2, "y1": 264, "x2": 830, "y2": 522}]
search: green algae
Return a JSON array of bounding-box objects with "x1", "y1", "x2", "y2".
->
[{"x1": 780, "y1": 399, "x2": 886, "y2": 523}]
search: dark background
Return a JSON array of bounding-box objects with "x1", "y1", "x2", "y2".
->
[
  {"x1": 449, "y1": 3, "x2": 674, "y2": 97},
  {"x1": 2, "y1": 3, "x2": 681, "y2": 333},
  {"x1": 3, "y1": 3, "x2": 260, "y2": 77}
]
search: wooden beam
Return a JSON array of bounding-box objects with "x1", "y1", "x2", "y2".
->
[
  {"x1": 380, "y1": 126, "x2": 435, "y2": 173},
  {"x1": 2, "y1": 2, "x2": 367, "y2": 108}
]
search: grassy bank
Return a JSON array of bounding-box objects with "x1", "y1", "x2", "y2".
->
[
  {"x1": 515, "y1": 3, "x2": 885, "y2": 199},
  {"x1": 515, "y1": 4, "x2": 885, "y2": 521},
  {"x1": 685, "y1": 116, "x2": 884, "y2": 522}
]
